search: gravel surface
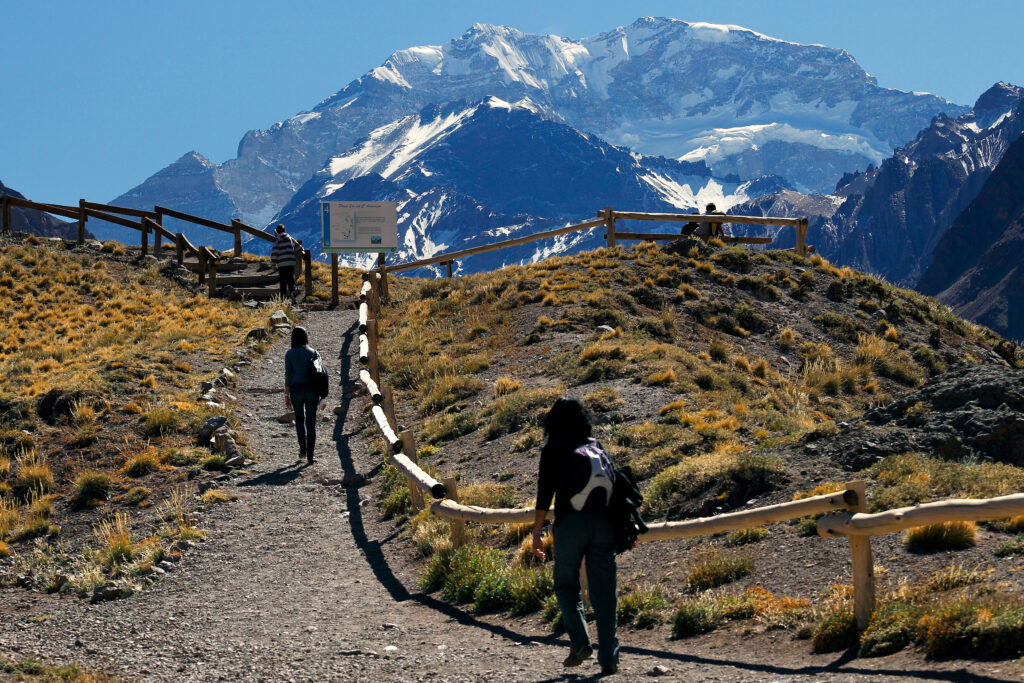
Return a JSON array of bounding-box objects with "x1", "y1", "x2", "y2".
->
[{"x1": 2, "y1": 309, "x2": 1020, "y2": 682}]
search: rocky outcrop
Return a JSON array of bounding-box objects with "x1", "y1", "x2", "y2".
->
[{"x1": 805, "y1": 363, "x2": 1024, "y2": 470}]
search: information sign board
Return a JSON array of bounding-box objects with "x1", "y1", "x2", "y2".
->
[{"x1": 321, "y1": 201, "x2": 397, "y2": 253}]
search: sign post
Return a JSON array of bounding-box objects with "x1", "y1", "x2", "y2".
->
[{"x1": 321, "y1": 201, "x2": 398, "y2": 307}]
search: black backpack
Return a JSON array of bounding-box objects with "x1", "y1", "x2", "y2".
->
[
  {"x1": 308, "y1": 351, "x2": 329, "y2": 400},
  {"x1": 608, "y1": 465, "x2": 648, "y2": 554}
]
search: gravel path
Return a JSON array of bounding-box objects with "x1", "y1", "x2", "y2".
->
[{"x1": 2, "y1": 309, "x2": 1019, "y2": 682}]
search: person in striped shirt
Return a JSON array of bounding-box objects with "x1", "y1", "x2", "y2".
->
[{"x1": 271, "y1": 224, "x2": 300, "y2": 303}]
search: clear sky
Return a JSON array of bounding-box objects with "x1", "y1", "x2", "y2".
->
[{"x1": 3, "y1": 0, "x2": 1022, "y2": 205}]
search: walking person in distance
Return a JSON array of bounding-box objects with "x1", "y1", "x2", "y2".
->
[
  {"x1": 271, "y1": 223, "x2": 300, "y2": 304},
  {"x1": 284, "y1": 326, "x2": 321, "y2": 465},
  {"x1": 532, "y1": 397, "x2": 619, "y2": 675}
]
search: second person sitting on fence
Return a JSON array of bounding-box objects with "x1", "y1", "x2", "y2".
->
[{"x1": 271, "y1": 223, "x2": 301, "y2": 304}]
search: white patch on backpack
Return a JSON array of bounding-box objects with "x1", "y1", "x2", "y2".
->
[{"x1": 569, "y1": 440, "x2": 615, "y2": 511}]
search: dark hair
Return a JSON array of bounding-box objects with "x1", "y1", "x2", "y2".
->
[
  {"x1": 291, "y1": 326, "x2": 309, "y2": 348},
  {"x1": 543, "y1": 397, "x2": 592, "y2": 446},
  {"x1": 275, "y1": 224, "x2": 286, "y2": 234},
  {"x1": 705, "y1": 202, "x2": 717, "y2": 212}
]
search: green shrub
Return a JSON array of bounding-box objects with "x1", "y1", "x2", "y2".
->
[
  {"x1": 483, "y1": 387, "x2": 563, "y2": 440},
  {"x1": 139, "y1": 406, "x2": 184, "y2": 437},
  {"x1": 995, "y1": 536, "x2": 1024, "y2": 558},
  {"x1": 508, "y1": 568, "x2": 554, "y2": 615},
  {"x1": 813, "y1": 312, "x2": 861, "y2": 342},
  {"x1": 725, "y1": 527, "x2": 769, "y2": 547},
  {"x1": 421, "y1": 411, "x2": 480, "y2": 445},
  {"x1": 200, "y1": 455, "x2": 226, "y2": 471},
  {"x1": 685, "y1": 553, "x2": 753, "y2": 592},
  {"x1": 618, "y1": 586, "x2": 670, "y2": 628},
  {"x1": 70, "y1": 470, "x2": 113, "y2": 508},
  {"x1": 442, "y1": 545, "x2": 504, "y2": 604},
  {"x1": 418, "y1": 376, "x2": 485, "y2": 416},
  {"x1": 859, "y1": 602, "x2": 923, "y2": 657},
  {"x1": 123, "y1": 486, "x2": 150, "y2": 506},
  {"x1": 812, "y1": 608, "x2": 858, "y2": 652},
  {"x1": 671, "y1": 598, "x2": 719, "y2": 638}
]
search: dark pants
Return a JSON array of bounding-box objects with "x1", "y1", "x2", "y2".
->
[
  {"x1": 290, "y1": 385, "x2": 318, "y2": 459},
  {"x1": 278, "y1": 265, "x2": 295, "y2": 300},
  {"x1": 553, "y1": 509, "x2": 619, "y2": 669}
]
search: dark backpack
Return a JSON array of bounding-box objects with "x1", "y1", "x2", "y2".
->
[
  {"x1": 308, "y1": 351, "x2": 329, "y2": 400},
  {"x1": 608, "y1": 465, "x2": 648, "y2": 554}
]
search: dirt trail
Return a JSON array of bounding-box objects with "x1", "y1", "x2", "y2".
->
[{"x1": 1, "y1": 309, "x2": 1017, "y2": 682}]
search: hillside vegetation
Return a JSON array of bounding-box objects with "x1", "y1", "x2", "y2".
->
[
  {"x1": 0, "y1": 236, "x2": 273, "y2": 597},
  {"x1": 373, "y1": 237, "x2": 1024, "y2": 658}
]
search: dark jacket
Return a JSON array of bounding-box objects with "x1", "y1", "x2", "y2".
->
[{"x1": 285, "y1": 345, "x2": 317, "y2": 390}]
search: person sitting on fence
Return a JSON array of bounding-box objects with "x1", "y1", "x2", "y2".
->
[
  {"x1": 532, "y1": 397, "x2": 619, "y2": 675},
  {"x1": 271, "y1": 223, "x2": 300, "y2": 304},
  {"x1": 682, "y1": 202, "x2": 727, "y2": 237}
]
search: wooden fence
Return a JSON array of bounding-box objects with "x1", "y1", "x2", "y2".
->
[
  {"x1": 353, "y1": 268, "x2": 1024, "y2": 632},
  {"x1": 1, "y1": 195, "x2": 314, "y2": 301},
  {"x1": 386, "y1": 207, "x2": 810, "y2": 278}
]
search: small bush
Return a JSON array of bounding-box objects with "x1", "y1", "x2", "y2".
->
[
  {"x1": 671, "y1": 597, "x2": 719, "y2": 638},
  {"x1": 859, "y1": 602, "x2": 923, "y2": 657},
  {"x1": 201, "y1": 488, "x2": 236, "y2": 506},
  {"x1": 618, "y1": 586, "x2": 670, "y2": 628},
  {"x1": 70, "y1": 470, "x2": 113, "y2": 508},
  {"x1": 644, "y1": 368, "x2": 677, "y2": 386},
  {"x1": 494, "y1": 376, "x2": 520, "y2": 398},
  {"x1": 812, "y1": 608, "x2": 858, "y2": 652},
  {"x1": 904, "y1": 521, "x2": 977, "y2": 553},
  {"x1": 123, "y1": 486, "x2": 150, "y2": 506},
  {"x1": 200, "y1": 455, "x2": 226, "y2": 471},
  {"x1": 12, "y1": 452, "x2": 53, "y2": 500},
  {"x1": 124, "y1": 449, "x2": 161, "y2": 476},
  {"x1": 995, "y1": 536, "x2": 1024, "y2": 557},
  {"x1": 686, "y1": 551, "x2": 753, "y2": 592},
  {"x1": 94, "y1": 511, "x2": 134, "y2": 568},
  {"x1": 442, "y1": 544, "x2": 504, "y2": 604},
  {"x1": 725, "y1": 527, "x2": 769, "y2": 547},
  {"x1": 508, "y1": 567, "x2": 553, "y2": 615},
  {"x1": 140, "y1": 406, "x2": 183, "y2": 437}
]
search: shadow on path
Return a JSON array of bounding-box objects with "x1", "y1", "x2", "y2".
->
[{"x1": 238, "y1": 462, "x2": 308, "y2": 487}]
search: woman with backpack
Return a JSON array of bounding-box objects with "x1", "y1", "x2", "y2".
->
[
  {"x1": 531, "y1": 397, "x2": 619, "y2": 675},
  {"x1": 283, "y1": 326, "x2": 322, "y2": 465}
]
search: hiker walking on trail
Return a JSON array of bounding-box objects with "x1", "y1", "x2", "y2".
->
[
  {"x1": 271, "y1": 223, "x2": 300, "y2": 304},
  {"x1": 284, "y1": 326, "x2": 321, "y2": 465},
  {"x1": 532, "y1": 397, "x2": 619, "y2": 675}
]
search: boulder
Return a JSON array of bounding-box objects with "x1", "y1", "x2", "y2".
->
[
  {"x1": 198, "y1": 416, "x2": 229, "y2": 444},
  {"x1": 269, "y1": 310, "x2": 289, "y2": 326},
  {"x1": 246, "y1": 327, "x2": 269, "y2": 342}
]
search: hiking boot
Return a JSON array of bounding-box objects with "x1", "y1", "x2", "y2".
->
[
  {"x1": 600, "y1": 661, "x2": 618, "y2": 676},
  {"x1": 562, "y1": 645, "x2": 593, "y2": 667},
  {"x1": 297, "y1": 448, "x2": 306, "y2": 463}
]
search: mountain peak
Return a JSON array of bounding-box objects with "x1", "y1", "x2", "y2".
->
[{"x1": 973, "y1": 81, "x2": 1024, "y2": 114}]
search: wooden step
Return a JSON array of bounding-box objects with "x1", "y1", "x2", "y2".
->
[
  {"x1": 181, "y1": 259, "x2": 251, "y2": 274},
  {"x1": 215, "y1": 273, "x2": 279, "y2": 287},
  {"x1": 227, "y1": 286, "x2": 283, "y2": 300}
]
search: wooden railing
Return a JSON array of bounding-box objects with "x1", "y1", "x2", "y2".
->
[
  {"x1": 385, "y1": 207, "x2": 810, "y2": 278},
  {"x1": 1, "y1": 195, "x2": 314, "y2": 301},
  {"x1": 353, "y1": 267, "x2": 1024, "y2": 633}
]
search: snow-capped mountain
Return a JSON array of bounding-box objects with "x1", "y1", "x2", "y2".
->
[
  {"x1": 268, "y1": 96, "x2": 788, "y2": 270},
  {"x1": 730, "y1": 82, "x2": 1024, "y2": 285},
  {"x1": 111, "y1": 17, "x2": 965, "y2": 236}
]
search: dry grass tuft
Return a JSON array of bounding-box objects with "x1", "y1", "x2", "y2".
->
[{"x1": 904, "y1": 522, "x2": 977, "y2": 553}]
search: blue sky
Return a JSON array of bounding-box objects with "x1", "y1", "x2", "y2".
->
[{"x1": 3, "y1": 0, "x2": 1022, "y2": 204}]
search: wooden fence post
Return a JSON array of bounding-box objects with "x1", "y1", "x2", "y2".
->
[
  {"x1": 231, "y1": 220, "x2": 242, "y2": 257},
  {"x1": 367, "y1": 319, "x2": 380, "y2": 386},
  {"x1": 847, "y1": 480, "x2": 875, "y2": 630},
  {"x1": 381, "y1": 386, "x2": 398, "y2": 431},
  {"x1": 603, "y1": 206, "x2": 616, "y2": 248},
  {"x1": 377, "y1": 252, "x2": 389, "y2": 301},
  {"x1": 175, "y1": 233, "x2": 185, "y2": 265},
  {"x1": 331, "y1": 253, "x2": 339, "y2": 308},
  {"x1": 398, "y1": 430, "x2": 425, "y2": 511},
  {"x1": 443, "y1": 477, "x2": 468, "y2": 547},
  {"x1": 198, "y1": 248, "x2": 207, "y2": 286},
  {"x1": 445, "y1": 260, "x2": 453, "y2": 278},
  {"x1": 140, "y1": 219, "x2": 149, "y2": 257},
  {"x1": 303, "y1": 249, "x2": 313, "y2": 301},
  {"x1": 153, "y1": 213, "x2": 163, "y2": 257},
  {"x1": 77, "y1": 199, "x2": 87, "y2": 244},
  {"x1": 796, "y1": 218, "x2": 808, "y2": 257},
  {"x1": 207, "y1": 248, "x2": 218, "y2": 297},
  {"x1": 1, "y1": 195, "x2": 11, "y2": 236}
]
